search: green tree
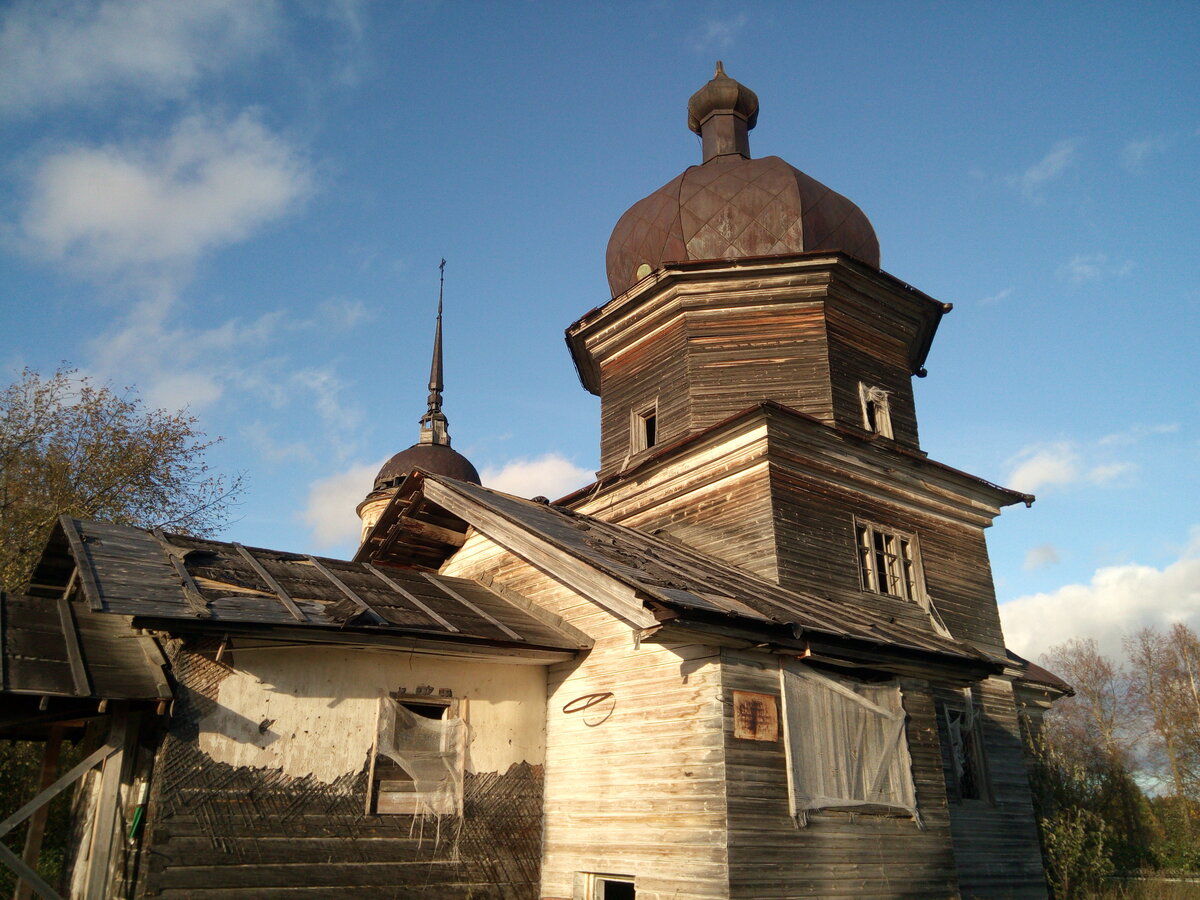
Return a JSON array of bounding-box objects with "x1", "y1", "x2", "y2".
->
[{"x1": 0, "y1": 366, "x2": 243, "y2": 592}]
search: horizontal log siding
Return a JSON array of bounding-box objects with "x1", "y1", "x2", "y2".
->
[
  {"x1": 824, "y1": 303, "x2": 920, "y2": 449},
  {"x1": 138, "y1": 642, "x2": 544, "y2": 899},
  {"x1": 765, "y1": 429, "x2": 1008, "y2": 655},
  {"x1": 600, "y1": 320, "x2": 691, "y2": 476},
  {"x1": 721, "y1": 650, "x2": 959, "y2": 898},
  {"x1": 683, "y1": 302, "x2": 834, "y2": 433},
  {"x1": 445, "y1": 538, "x2": 731, "y2": 900},
  {"x1": 936, "y1": 678, "x2": 1049, "y2": 899}
]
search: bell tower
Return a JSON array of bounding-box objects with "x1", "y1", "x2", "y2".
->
[{"x1": 565, "y1": 64, "x2": 1026, "y2": 662}]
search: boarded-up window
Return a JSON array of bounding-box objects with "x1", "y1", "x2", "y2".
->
[
  {"x1": 370, "y1": 697, "x2": 467, "y2": 816},
  {"x1": 780, "y1": 663, "x2": 919, "y2": 825}
]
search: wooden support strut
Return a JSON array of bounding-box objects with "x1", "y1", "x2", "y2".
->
[
  {"x1": 234, "y1": 543, "x2": 309, "y2": 622},
  {"x1": 153, "y1": 529, "x2": 210, "y2": 618},
  {"x1": 58, "y1": 516, "x2": 104, "y2": 612},
  {"x1": 422, "y1": 574, "x2": 524, "y2": 641},
  {"x1": 364, "y1": 564, "x2": 460, "y2": 632},
  {"x1": 55, "y1": 569, "x2": 91, "y2": 697},
  {"x1": 305, "y1": 556, "x2": 384, "y2": 624}
]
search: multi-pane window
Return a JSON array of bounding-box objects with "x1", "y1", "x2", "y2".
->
[{"x1": 855, "y1": 521, "x2": 923, "y2": 602}]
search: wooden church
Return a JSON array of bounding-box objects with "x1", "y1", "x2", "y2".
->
[{"x1": 0, "y1": 65, "x2": 1064, "y2": 899}]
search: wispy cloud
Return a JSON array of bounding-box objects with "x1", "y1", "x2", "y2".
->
[
  {"x1": 1121, "y1": 135, "x2": 1168, "y2": 172},
  {"x1": 1005, "y1": 440, "x2": 1136, "y2": 494},
  {"x1": 20, "y1": 111, "x2": 311, "y2": 282},
  {"x1": 1057, "y1": 252, "x2": 1134, "y2": 286},
  {"x1": 688, "y1": 14, "x2": 748, "y2": 53},
  {"x1": 1006, "y1": 139, "x2": 1080, "y2": 203},
  {"x1": 1024, "y1": 544, "x2": 1062, "y2": 572},
  {"x1": 1098, "y1": 422, "x2": 1179, "y2": 447},
  {"x1": 979, "y1": 287, "x2": 1012, "y2": 306},
  {"x1": 480, "y1": 453, "x2": 594, "y2": 500},
  {"x1": 0, "y1": 0, "x2": 279, "y2": 116},
  {"x1": 1001, "y1": 527, "x2": 1200, "y2": 661}
]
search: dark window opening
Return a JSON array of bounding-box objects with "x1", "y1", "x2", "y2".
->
[
  {"x1": 943, "y1": 699, "x2": 989, "y2": 802},
  {"x1": 600, "y1": 879, "x2": 635, "y2": 900},
  {"x1": 643, "y1": 413, "x2": 656, "y2": 448},
  {"x1": 865, "y1": 399, "x2": 878, "y2": 432}
]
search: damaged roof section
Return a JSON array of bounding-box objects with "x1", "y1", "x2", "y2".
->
[
  {"x1": 375, "y1": 473, "x2": 1005, "y2": 672},
  {"x1": 27, "y1": 516, "x2": 591, "y2": 657}
]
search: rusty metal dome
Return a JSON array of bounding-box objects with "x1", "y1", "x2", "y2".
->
[
  {"x1": 373, "y1": 442, "x2": 480, "y2": 489},
  {"x1": 605, "y1": 63, "x2": 880, "y2": 298}
]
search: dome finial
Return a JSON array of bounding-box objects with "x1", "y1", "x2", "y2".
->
[{"x1": 687, "y1": 62, "x2": 758, "y2": 162}]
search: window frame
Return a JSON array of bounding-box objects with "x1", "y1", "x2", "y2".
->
[
  {"x1": 858, "y1": 382, "x2": 894, "y2": 439},
  {"x1": 367, "y1": 694, "x2": 466, "y2": 816},
  {"x1": 629, "y1": 400, "x2": 659, "y2": 455},
  {"x1": 940, "y1": 689, "x2": 992, "y2": 804},
  {"x1": 854, "y1": 518, "x2": 926, "y2": 605}
]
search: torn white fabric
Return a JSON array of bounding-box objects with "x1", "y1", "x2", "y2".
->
[
  {"x1": 376, "y1": 698, "x2": 467, "y2": 816},
  {"x1": 780, "y1": 663, "x2": 920, "y2": 826}
]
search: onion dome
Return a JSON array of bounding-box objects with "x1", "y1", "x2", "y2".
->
[{"x1": 605, "y1": 62, "x2": 880, "y2": 297}]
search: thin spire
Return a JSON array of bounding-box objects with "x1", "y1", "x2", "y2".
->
[{"x1": 419, "y1": 259, "x2": 450, "y2": 446}]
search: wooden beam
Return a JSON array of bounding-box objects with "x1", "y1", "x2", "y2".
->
[
  {"x1": 364, "y1": 565, "x2": 459, "y2": 632},
  {"x1": 0, "y1": 742, "x2": 118, "y2": 839},
  {"x1": 0, "y1": 842, "x2": 61, "y2": 900},
  {"x1": 397, "y1": 516, "x2": 467, "y2": 547},
  {"x1": 55, "y1": 574, "x2": 91, "y2": 697},
  {"x1": 84, "y1": 707, "x2": 129, "y2": 900},
  {"x1": 57, "y1": 517, "x2": 103, "y2": 611},
  {"x1": 153, "y1": 529, "x2": 210, "y2": 618},
  {"x1": 305, "y1": 556, "x2": 382, "y2": 624},
  {"x1": 423, "y1": 574, "x2": 523, "y2": 641},
  {"x1": 14, "y1": 726, "x2": 64, "y2": 900},
  {"x1": 234, "y1": 543, "x2": 308, "y2": 622}
]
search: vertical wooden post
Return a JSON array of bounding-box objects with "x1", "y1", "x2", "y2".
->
[
  {"x1": 13, "y1": 726, "x2": 65, "y2": 900},
  {"x1": 83, "y1": 708, "x2": 128, "y2": 900}
]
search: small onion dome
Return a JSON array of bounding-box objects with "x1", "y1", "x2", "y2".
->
[
  {"x1": 373, "y1": 442, "x2": 481, "y2": 490},
  {"x1": 605, "y1": 63, "x2": 879, "y2": 298},
  {"x1": 687, "y1": 60, "x2": 759, "y2": 134}
]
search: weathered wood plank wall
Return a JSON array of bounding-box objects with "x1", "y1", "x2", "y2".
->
[{"x1": 447, "y1": 537, "x2": 731, "y2": 900}]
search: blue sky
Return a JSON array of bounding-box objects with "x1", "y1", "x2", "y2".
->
[{"x1": 2, "y1": 1, "x2": 1197, "y2": 661}]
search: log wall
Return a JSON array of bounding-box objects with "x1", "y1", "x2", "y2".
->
[
  {"x1": 136, "y1": 640, "x2": 548, "y2": 899},
  {"x1": 447, "y1": 538, "x2": 732, "y2": 900}
]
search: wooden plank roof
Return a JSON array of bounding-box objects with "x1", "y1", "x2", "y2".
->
[
  {"x1": 55, "y1": 517, "x2": 590, "y2": 654},
  {"x1": 415, "y1": 474, "x2": 1000, "y2": 668}
]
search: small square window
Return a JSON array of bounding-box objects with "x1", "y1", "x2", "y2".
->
[
  {"x1": 583, "y1": 875, "x2": 635, "y2": 900},
  {"x1": 859, "y1": 383, "x2": 894, "y2": 439},
  {"x1": 630, "y1": 403, "x2": 658, "y2": 454}
]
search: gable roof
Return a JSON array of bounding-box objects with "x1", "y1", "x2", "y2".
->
[{"x1": 376, "y1": 473, "x2": 1003, "y2": 673}]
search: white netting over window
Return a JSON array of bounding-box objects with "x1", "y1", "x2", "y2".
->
[
  {"x1": 376, "y1": 698, "x2": 467, "y2": 816},
  {"x1": 780, "y1": 663, "x2": 919, "y2": 826}
]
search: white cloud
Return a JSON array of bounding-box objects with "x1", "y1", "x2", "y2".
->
[
  {"x1": 480, "y1": 454, "x2": 594, "y2": 500},
  {"x1": 1007, "y1": 139, "x2": 1079, "y2": 203},
  {"x1": 689, "y1": 14, "x2": 748, "y2": 53},
  {"x1": 1007, "y1": 442, "x2": 1081, "y2": 493},
  {"x1": 1001, "y1": 529, "x2": 1200, "y2": 661},
  {"x1": 1005, "y1": 440, "x2": 1137, "y2": 494},
  {"x1": 21, "y1": 111, "x2": 311, "y2": 279},
  {"x1": 1121, "y1": 136, "x2": 1168, "y2": 172},
  {"x1": 0, "y1": 0, "x2": 279, "y2": 115},
  {"x1": 301, "y1": 460, "x2": 383, "y2": 550},
  {"x1": 1024, "y1": 544, "x2": 1061, "y2": 572},
  {"x1": 1058, "y1": 253, "x2": 1134, "y2": 286}
]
